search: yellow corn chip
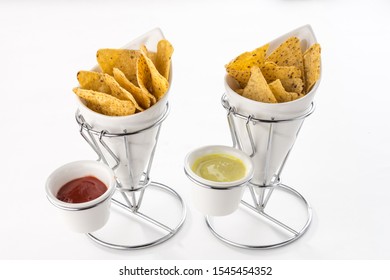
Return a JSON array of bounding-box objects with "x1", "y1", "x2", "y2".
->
[
  {"x1": 155, "y1": 39, "x2": 174, "y2": 80},
  {"x1": 137, "y1": 52, "x2": 169, "y2": 101},
  {"x1": 266, "y1": 37, "x2": 304, "y2": 72},
  {"x1": 73, "y1": 87, "x2": 135, "y2": 116},
  {"x1": 235, "y1": 88, "x2": 244, "y2": 95},
  {"x1": 226, "y1": 43, "x2": 269, "y2": 71},
  {"x1": 279, "y1": 78, "x2": 304, "y2": 94},
  {"x1": 242, "y1": 67, "x2": 277, "y2": 103},
  {"x1": 96, "y1": 49, "x2": 139, "y2": 85},
  {"x1": 77, "y1": 70, "x2": 143, "y2": 112},
  {"x1": 225, "y1": 44, "x2": 269, "y2": 87},
  {"x1": 103, "y1": 73, "x2": 143, "y2": 112},
  {"x1": 303, "y1": 43, "x2": 321, "y2": 93},
  {"x1": 113, "y1": 68, "x2": 156, "y2": 109},
  {"x1": 140, "y1": 45, "x2": 157, "y2": 65},
  {"x1": 226, "y1": 68, "x2": 251, "y2": 88},
  {"x1": 77, "y1": 71, "x2": 111, "y2": 93},
  {"x1": 137, "y1": 52, "x2": 153, "y2": 93},
  {"x1": 147, "y1": 51, "x2": 157, "y2": 65},
  {"x1": 261, "y1": 61, "x2": 302, "y2": 82},
  {"x1": 268, "y1": 79, "x2": 301, "y2": 103},
  {"x1": 85, "y1": 101, "x2": 103, "y2": 114},
  {"x1": 266, "y1": 37, "x2": 304, "y2": 90}
]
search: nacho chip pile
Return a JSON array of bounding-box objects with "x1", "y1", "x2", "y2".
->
[
  {"x1": 226, "y1": 37, "x2": 321, "y2": 103},
  {"x1": 73, "y1": 39, "x2": 173, "y2": 116}
]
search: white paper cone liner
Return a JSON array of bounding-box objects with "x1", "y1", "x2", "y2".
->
[{"x1": 224, "y1": 25, "x2": 321, "y2": 185}]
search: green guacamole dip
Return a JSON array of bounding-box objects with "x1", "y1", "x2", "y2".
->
[{"x1": 191, "y1": 153, "x2": 246, "y2": 182}]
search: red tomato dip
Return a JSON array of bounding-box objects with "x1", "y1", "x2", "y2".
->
[{"x1": 56, "y1": 176, "x2": 107, "y2": 203}]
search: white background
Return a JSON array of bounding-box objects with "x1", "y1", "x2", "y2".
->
[{"x1": 1, "y1": 0, "x2": 390, "y2": 263}]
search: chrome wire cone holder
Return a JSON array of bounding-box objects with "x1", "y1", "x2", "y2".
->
[
  {"x1": 75, "y1": 103, "x2": 186, "y2": 250},
  {"x1": 204, "y1": 95, "x2": 315, "y2": 249}
]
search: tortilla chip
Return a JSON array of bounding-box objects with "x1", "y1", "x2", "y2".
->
[
  {"x1": 225, "y1": 43, "x2": 269, "y2": 87},
  {"x1": 77, "y1": 70, "x2": 143, "y2": 111},
  {"x1": 77, "y1": 71, "x2": 111, "y2": 93},
  {"x1": 226, "y1": 68, "x2": 251, "y2": 88},
  {"x1": 303, "y1": 43, "x2": 321, "y2": 93},
  {"x1": 226, "y1": 43, "x2": 269, "y2": 71},
  {"x1": 103, "y1": 73, "x2": 143, "y2": 112},
  {"x1": 96, "y1": 49, "x2": 139, "y2": 85},
  {"x1": 113, "y1": 68, "x2": 155, "y2": 109},
  {"x1": 137, "y1": 52, "x2": 153, "y2": 93},
  {"x1": 266, "y1": 37, "x2": 304, "y2": 71},
  {"x1": 85, "y1": 101, "x2": 103, "y2": 114},
  {"x1": 242, "y1": 67, "x2": 277, "y2": 103},
  {"x1": 279, "y1": 78, "x2": 304, "y2": 94},
  {"x1": 261, "y1": 61, "x2": 302, "y2": 82},
  {"x1": 73, "y1": 87, "x2": 135, "y2": 116},
  {"x1": 268, "y1": 79, "x2": 301, "y2": 103},
  {"x1": 147, "y1": 51, "x2": 157, "y2": 65},
  {"x1": 155, "y1": 39, "x2": 173, "y2": 80},
  {"x1": 235, "y1": 88, "x2": 244, "y2": 95},
  {"x1": 137, "y1": 52, "x2": 169, "y2": 101},
  {"x1": 139, "y1": 45, "x2": 157, "y2": 65}
]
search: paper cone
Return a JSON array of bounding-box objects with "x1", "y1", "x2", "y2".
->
[
  {"x1": 224, "y1": 25, "x2": 321, "y2": 186},
  {"x1": 77, "y1": 28, "x2": 171, "y2": 189}
]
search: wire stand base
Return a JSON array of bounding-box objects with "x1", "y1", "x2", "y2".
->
[
  {"x1": 76, "y1": 103, "x2": 186, "y2": 250},
  {"x1": 205, "y1": 183, "x2": 312, "y2": 249},
  {"x1": 210, "y1": 94, "x2": 315, "y2": 249},
  {"x1": 87, "y1": 181, "x2": 186, "y2": 250}
]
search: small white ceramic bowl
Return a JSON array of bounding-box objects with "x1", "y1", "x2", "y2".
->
[
  {"x1": 184, "y1": 145, "x2": 254, "y2": 216},
  {"x1": 45, "y1": 160, "x2": 117, "y2": 233}
]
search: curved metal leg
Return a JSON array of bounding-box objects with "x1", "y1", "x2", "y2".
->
[{"x1": 87, "y1": 182, "x2": 186, "y2": 250}]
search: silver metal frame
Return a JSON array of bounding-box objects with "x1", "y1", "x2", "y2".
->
[
  {"x1": 75, "y1": 103, "x2": 186, "y2": 250},
  {"x1": 203, "y1": 94, "x2": 315, "y2": 249}
]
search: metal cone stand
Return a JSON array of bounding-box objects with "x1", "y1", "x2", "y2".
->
[
  {"x1": 204, "y1": 95, "x2": 315, "y2": 249},
  {"x1": 75, "y1": 103, "x2": 186, "y2": 250}
]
